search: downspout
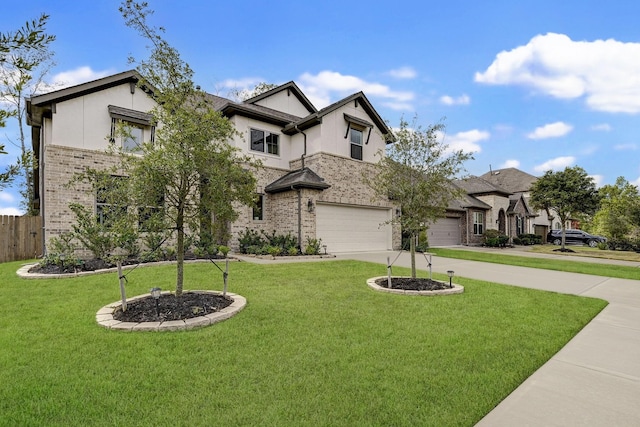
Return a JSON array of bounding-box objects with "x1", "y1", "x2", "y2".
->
[
  {"x1": 295, "y1": 186, "x2": 302, "y2": 251},
  {"x1": 294, "y1": 125, "x2": 306, "y2": 169},
  {"x1": 294, "y1": 125, "x2": 306, "y2": 251},
  {"x1": 466, "y1": 210, "x2": 469, "y2": 246},
  {"x1": 38, "y1": 125, "x2": 46, "y2": 257}
]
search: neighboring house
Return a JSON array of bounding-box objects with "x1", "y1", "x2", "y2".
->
[
  {"x1": 26, "y1": 70, "x2": 401, "y2": 254},
  {"x1": 427, "y1": 167, "x2": 563, "y2": 247}
]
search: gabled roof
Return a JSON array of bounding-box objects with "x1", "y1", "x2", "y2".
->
[
  {"x1": 480, "y1": 167, "x2": 538, "y2": 193},
  {"x1": 28, "y1": 70, "x2": 146, "y2": 108},
  {"x1": 282, "y1": 91, "x2": 392, "y2": 139},
  {"x1": 244, "y1": 81, "x2": 317, "y2": 115},
  {"x1": 264, "y1": 167, "x2": 331, "y2": 194},
  {"x1": 507, "y1": 194, "x2": 537, "y2": 217},
  {"x1": 454, "y1": 176, "x2": 512, "y2": 196}
]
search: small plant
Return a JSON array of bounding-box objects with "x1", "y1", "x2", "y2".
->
[
  {"x1": 218, "y1": 245, "x2": 230, "y2": 257},
  {"x1": 40, "y1": 232, "x2": 83, "y2": 272},
  {"x1": 304, "y1": 237, "x2": 322, "y2": 255},
  {"x1": 266, "y1": 245, "x2": 282, "y2": 258},
  {"x1": 287, "y1": 246, "x2": 299, "y2": 256}
]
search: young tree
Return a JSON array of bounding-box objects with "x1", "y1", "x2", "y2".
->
[
  {"x1": 228, "y1": 82, "x2": 279, "y2": 102},
  {"x1": 0, "y1": 14, "x2": 56, "y2": 215},
  {"x1": 120, "y1": 1, "x2": 259, "y2": 296},
  {"x1": 530, "y1": 166, "x2": 600, "y2": 251},
  {"x1": 368, "y1": 117, "x2": 472, "y2": 278}
]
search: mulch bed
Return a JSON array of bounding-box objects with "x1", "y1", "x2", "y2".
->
[
  {"x1": 375, "y1": 277, "x2": 452, "y2": 291},
  {"x1": 29, "y1": 254, "x2": 225, "y2": 275},
  {"x1": 113, "y1": 292, "x2": 233, "y2": 322}
]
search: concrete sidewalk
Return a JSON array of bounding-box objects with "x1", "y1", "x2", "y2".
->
[{"x1": 334, "y1": 250, "x2": 640, "y2": 426}]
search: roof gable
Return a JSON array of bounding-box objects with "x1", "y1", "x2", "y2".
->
[
  {"x1": 455, "y1": 176, "x2": 512, "y2": 196},
  {"x1": 282, "y1": 91, "x2": 392, "y2": 139},
  {"x1": 244, "y1": 81, "x2": 317, "y2": 115}
]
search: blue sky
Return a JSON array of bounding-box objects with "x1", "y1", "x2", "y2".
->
[{"x1": 2, "y1": 0, "x2": 640, "y2": 214}]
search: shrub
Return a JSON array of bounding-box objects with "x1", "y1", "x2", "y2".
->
[
  {"x1": 516, "y1": 234, "x2": 542, "y2": 245},
  {"x1": 238, "y1": 228, "x2": 265, "y2": 254},
  {"x1": 266, "y1": 245, "x2": 282, "y2": 257},
  {"x1": 597, "y1": 241, "x2": 608, "y2": 250},
  {"x1": 483, "y1": 229, "x2": 509, "y2": 247},
  {"x1": 304, "y1": 237, "x2": 322, "y2": 255},
  {"x1": 287, "y1": 246, "x2": 299, "y2": 256},
  {"x1": 218, "y1": 245, "x2": 230, "y2": 257},
  {"x1": 40, "y1": 232, "x2": 83, "y2": 271}
]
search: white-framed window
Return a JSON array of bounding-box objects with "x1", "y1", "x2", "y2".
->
[
  {"x1": 473, "y1": 211, "x2": 484, "y2": 235},
  {"x1": 350, "y1": 127, "x2": 363, "y2": 160},
  {"x1": 253, "y1": 194, "x2": 264, "y2": 221},
  {"x1": 250, "y1": 128, "x2": 279, "y2": 155}
]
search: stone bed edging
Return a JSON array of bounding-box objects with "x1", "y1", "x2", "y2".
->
[
  {"x1": 367, "y1": 276, "x2": 464, "y2": 295},
  {"x1": 96, "y1": 290, "x2": 247, "y2": 332}
]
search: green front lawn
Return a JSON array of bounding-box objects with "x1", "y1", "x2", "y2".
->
[
  {"x1": 430, "y1": 248, "x2": 640, "y2": 280},
  {"x1": 0, "y1": 260, "x2": 606, "y2": 426}
]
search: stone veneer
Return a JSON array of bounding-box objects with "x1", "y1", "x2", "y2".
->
[{"x1": 41, "y1": 145, "x2": 400, "y2": 255}]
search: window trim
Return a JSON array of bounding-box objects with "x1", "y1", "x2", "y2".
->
[
  {"x1": 253, "y1": 194, "x2": 264, "y2": 221},
  {"x1": 473, "y1": 211, "x2": 484, "y2": 235},
  {"x1": 349, "y1": 127, "x2": 364, "y2": 161},
  {"x1": 250, "y1": 128, "x2": 280, "y2": 156}
]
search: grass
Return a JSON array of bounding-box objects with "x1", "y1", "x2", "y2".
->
[
  {"x1": 530, "y1": 244, "x2": 640, "y2": 262},
  {"x1": 0, "y1": 259, "x2": 606, "y2": 426},
  {"x1": 429, "y1": 248, "x2": 640, "y2": 280}
]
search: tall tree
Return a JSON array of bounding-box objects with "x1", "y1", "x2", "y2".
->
[
  {"x1": 587, "y1": 177, "x2": 640, "y2": 240},
  {"x1": 530, "y1": 166, "x2": 600, "y2": 251},
  {"x1": 228, "y1": 82, "x2": 279, "y2": 102},
  {"x1": 0, "y1": 14, "x2": 56, "y2": 214},
  {"x1": 368, "y1": 117, "x2": 472, "y2": 278},
  {"x1": 119, "y1": 1, "x2": 259, "y2": 296}
]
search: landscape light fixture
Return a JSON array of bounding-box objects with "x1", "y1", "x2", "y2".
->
[
  {"x1": 447, "y1": 270, "x2": 454, "y2": 288},
  {"x1": 150, "y1": 287, "x2": 162, "y2": 318}
]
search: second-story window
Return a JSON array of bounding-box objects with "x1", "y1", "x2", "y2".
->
[
  {"x1": 251, "y1": 129, "x2": 279, "y2": 155},
  {"x1": 350, "y1": 128, "x2": 363, "y2": 160}
]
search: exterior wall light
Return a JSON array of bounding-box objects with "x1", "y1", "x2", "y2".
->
[
  {"x1": 447, "y1": 270, "x2": 454, "y2": 288},
  {"x1": 307, "y1": 198, "x2": 315, "y2": 213}
]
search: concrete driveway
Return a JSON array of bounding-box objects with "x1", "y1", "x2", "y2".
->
[{"x1": 334, "y1": 249, "x2": 640, "y2": 426}]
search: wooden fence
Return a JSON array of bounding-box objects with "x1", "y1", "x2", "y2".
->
[{"x1": 0, "y1": 215, "x2": 43, "y2": 263}]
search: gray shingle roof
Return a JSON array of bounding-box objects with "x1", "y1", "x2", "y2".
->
[
  {"x1": 454, "y1": 176, "x2": 512, "y2": 196},
  {"x1": 264, "y1": 167, "x2": 331, "y2": 194},
  {"x1": 480, "y1": 167, "x2": 538, "y2": 193}
]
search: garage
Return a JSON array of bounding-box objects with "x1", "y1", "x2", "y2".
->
[
  {"x1": 428, "y1": 217, "x2": 461, "y2": 246},
  {"x1": 316, "y1": 204, "x2": 392, "y2": 252}
]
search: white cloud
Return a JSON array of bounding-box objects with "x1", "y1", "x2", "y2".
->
[
  {"x1": 527, "y1": 121, "x2": 573, "y2": 139},
  {"x1": 387, "y1": 66, "x2": 417, "y2": 79},
  {"x1": 46, "y1": 66, "x2": 114, "y2": 91},
  {"x1": 0, "y1": 207, "x2": 22, "y2": 215},
  {"x1": 475, "y1": 33, "x2": 640, "y2": 113},
  {"x1": 533, "y1": 156, "x2": 575, "y2": 173},
  {"x1": 591, "y1": 123, "x2": 611, "y2": 131},
  {"x1": 632, "y1": 177, "x2": 640, "y2": 187},
  {"x1": 0, "y1": 191, "x2": 15, "y2": 202},
  {"x1": 440, "y1": 129, "x2": 490, "y2": 154},
  {"x1": 614, "y1": 143, "x2": 637, "y2": 151},
  {"x1": 590, "y1": 174, "x2": 605, "y2": 187},
  {"x1": 500, "y1": 159, "x2": 521, "y2": 168},
  {"x1": 439, "y1": 94, "x2": 470, "y2": 106},
  {"x1": 298, "y1": 70, "x2": 414, "y2": 109}
]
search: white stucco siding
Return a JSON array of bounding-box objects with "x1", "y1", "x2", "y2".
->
[
  {"x1": 49, "y1": 84, "x2": 155, "y2": 151},
  {"x1": 230, "y1": 116, "x2": 294, "y2": 169},
  {"x1": 253, "y1": 90, "x2": 312, "y2": 117},
  {"x1": 306, "y1": 106, "x2": 386, "y2": 163}
]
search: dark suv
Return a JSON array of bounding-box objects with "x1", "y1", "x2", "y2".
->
[{"x1": 546, "y1": 229, "x2": 607, "y2": 247}]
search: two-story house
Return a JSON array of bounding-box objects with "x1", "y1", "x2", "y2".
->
[{"x1": 26, "y1": 70, "x2": 401, "y2": 254}]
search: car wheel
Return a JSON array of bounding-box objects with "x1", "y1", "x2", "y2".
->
[
  {"x1": 588, "y1": 239, "x2": 598, "y2": 248},
  {"x1": 553, "y1": 238, "x2": 562, "y2": 245}
]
